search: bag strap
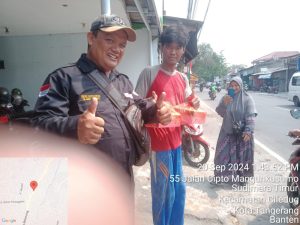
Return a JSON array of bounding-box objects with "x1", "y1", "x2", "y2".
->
[
  {"x1": 86, "y1": 71, "x2": 142, "y2": 144},
  {"x1": 87, "y1": 70, "x2": 129, "y2": 118}
]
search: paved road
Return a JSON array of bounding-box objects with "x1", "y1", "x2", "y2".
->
[{"x1": 196, "y1": 88, "x2": 298, "y2": 160}]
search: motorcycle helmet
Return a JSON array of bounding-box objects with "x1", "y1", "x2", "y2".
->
[
  {"x1": 11, "y1": 88, "x2": 23, "y2": 97},
  {"x1": 0, "y1": 87, "x2": 10, "y2": 105},
  {"x1": 11, "y1": 88, "x2": 23, "y2": 106}
]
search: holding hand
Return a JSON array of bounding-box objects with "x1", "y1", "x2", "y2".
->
[
  {"x1": 77, "y1": 98, "x2": 105, "y2": 144},
  {"x1": 189, "y1": 90, "x2": 200, "y2": 109},
  {"x1": 242, "y1": 132, "x2": 251, "y2": 142},
  {"x1": 288, "y1": 129, "x2": 300, "y2": 138},
  {"x1": 191, "y1": 96, "x2": 200, "y2": 109},
  {"x1": 223, "y1": 95, "x2": 233, "y2": 105},
  {"x1": 153, "y1": 91, "x2": 172, "y2": 125}
]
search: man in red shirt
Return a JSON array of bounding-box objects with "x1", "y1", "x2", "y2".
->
[{"x1": 135, "y1": 26, "x2": 200, "y2": 225}]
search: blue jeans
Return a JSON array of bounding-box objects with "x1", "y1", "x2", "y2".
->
[{"x1": 150, "y1": 146, "x2": 186, "y2": 225}]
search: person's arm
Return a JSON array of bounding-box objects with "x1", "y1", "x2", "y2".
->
[
  {"x1": 137, "y1": 91, "x2": 172, "y2": 125},
  {"x1": 242, "y1": 97, "x2": 257, "y2": 142},
  {"x1": 186, "y1": 92, "x2": 200, "y2": 109},
  {"x1": 242, "y1": 114, "x2": 256, "y2": 142},
  {"x1": 31, "y1": 71, "x2": 79, "y2": 138},
  {"x1": 135, "y1": 67, "x2": 152, "y2": 99},
  {"x1": 180, "y1": 73, "x2": 200, "y2": 109},
  {"x1": 135, "y1": 67, "x2": 171, "y2": 125},
  {"x1": 216, "y1": 95, "x2": 232, "y2": 118},
  {"x1": 33, "y1": 71, "x2": 105, "y2": 144}
]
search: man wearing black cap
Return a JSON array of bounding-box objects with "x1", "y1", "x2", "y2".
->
[{"x1": 32, "y1": 14, "x2": 172, "y2": 176}]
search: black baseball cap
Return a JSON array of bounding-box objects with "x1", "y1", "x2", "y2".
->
[{"x1": 90, "y1": 14, "x2": 136, "y2": 42}]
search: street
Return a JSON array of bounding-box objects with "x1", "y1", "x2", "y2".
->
[
  {"x1": 134, "y1": 88, "x2": 300, "y2": 225},
  {"x1": 197, "y1": 88, "x2": 298, "y2": 160}
]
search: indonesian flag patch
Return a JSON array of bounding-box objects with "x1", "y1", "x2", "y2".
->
[{"x1": 39, "y1": 84, "x2": 50, "y2": 97}]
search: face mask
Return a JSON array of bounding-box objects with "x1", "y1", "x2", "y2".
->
[{"x1": 228, "y1": 88, "x2": 235, "y2": 97}]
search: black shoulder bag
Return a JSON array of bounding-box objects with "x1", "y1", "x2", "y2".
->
[{"x1": 87, "y1": 71, "x2": 150, "y2": 166}]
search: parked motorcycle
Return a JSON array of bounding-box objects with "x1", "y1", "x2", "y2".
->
[
  {"x1": 259, "y1": 84, "x2": 269, "y2": 93},
  {"x1": 182, "y1": 124, "x2": 210, "y2": 168},
  {"x1": 11, "y1": 88, "x2": 30, "y2": 113},
  {"x1": 287, "y1": 108, "x2": 300, "y2": 209},
  {"x1": 259, "y1": 85, "x2": 279, "y2": 94},
  {"x1": 0, "y1": 87, "x2": 14, "y2": 116},
  {"x1": 0, "y1": 111, "x2": 35, "y2": 124},
  {"x1": 267, "y1": 86, "x2": 279, "y2": 94}
]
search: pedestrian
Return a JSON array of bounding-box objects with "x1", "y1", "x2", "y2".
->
[
  {"x1": 135, "y1": 25, "x2": 200, "y2": 225},
  {"x1": 31, "y1": 14, "x2": 172, "y2": 177},
  {"x1": 214, "y1": 76, "x2": 257, "y2": 185},
  {"x1": 0, "y1": 87, "x2": 14, "y2": 116},
  {"x1": 11, "y1": 88, "x2": 29, "y2": 113}
]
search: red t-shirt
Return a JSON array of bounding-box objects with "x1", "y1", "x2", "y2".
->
[{"x1": 146, "y1": 69, "x2": 186, "y2": 151}]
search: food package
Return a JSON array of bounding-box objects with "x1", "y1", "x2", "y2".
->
[
  {"x1": 173, "y1": 103, "x2": 207, "y2": 125},
  {"x1": 145, "y1": 102, "x2": 207, "y2": 128}
]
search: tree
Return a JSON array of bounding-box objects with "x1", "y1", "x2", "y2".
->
[
  {"x1": 228, "y1": 64, "x2": 247, "y2": 73},
  {"x1": 192, "y1": 43, "x2": 229, "y2": 82}
]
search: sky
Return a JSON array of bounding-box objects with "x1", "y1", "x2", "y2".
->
[{"x1": 164, "y1": 0, "x2": 300, "y2": 67}]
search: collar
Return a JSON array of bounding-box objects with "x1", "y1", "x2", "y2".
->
[
  {"x1": 159, "y1": 65, "x2": 178, "y2": 76},
  {"x1": 76, "y1": 54, "x2": 99, "y2": 73}
]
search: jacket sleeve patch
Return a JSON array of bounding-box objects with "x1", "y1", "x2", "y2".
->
[{"x1": 38, "y1": 84, "x2": 50, "y2": 97}]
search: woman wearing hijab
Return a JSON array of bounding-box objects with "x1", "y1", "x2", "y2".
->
[{"x1": 214, "y1": 76, "x2": 257, "y2": 185}]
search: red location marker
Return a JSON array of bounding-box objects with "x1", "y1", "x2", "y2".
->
[{"x1": 30, "y1": 181, "x2": 38, "y2": 191}]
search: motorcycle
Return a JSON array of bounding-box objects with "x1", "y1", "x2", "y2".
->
[
  {"x1": 259, "y1": 84, "x2": 269, "y2": 93},
  {"x1": 267, "y1": 86, "x2": 279, "y2": 94},
  {"x1": 182, "y1": 124, "x2": 210, "y2": 168},
  {"x1": 209, "y1": 90, "x2": 216, "y2": 100},
  {"x1": 216, "y1": 86, "x2": 222, "y2": 92},
  {"x1": 287, "y1": 108, "x2": 300, "y2": 209},
  {"x1": 0, "y1": 111, "x2": 35, "y2": 125},
  {"x1": 243, "y1": 83, "x2": 249, "y2": 92},
  {"x1": 199, "y1": 84, "x2": 204, "y2": 92}
]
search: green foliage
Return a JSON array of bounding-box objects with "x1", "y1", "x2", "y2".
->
[
  {"x1": 228, "y1": 64, "x2": 247, "y2": 72},
  {"x1": 192, "y1": 43, "x2": 229, "y2": 82}
]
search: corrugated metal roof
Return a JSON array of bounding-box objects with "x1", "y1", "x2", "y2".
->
[
  {"x1": 252, "y1": 51, "x2": 300, "y2": 63},
  {"x1": 124, "y1": 0, "x2": 160, "y2": 38}
]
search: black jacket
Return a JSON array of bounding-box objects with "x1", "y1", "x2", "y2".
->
[{"x1": 32, "y1": 54, "x2": 155, "y2": 173}]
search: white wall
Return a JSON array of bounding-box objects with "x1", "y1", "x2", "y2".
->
[
  {"x1": 117, "y1": 28, "x2": 151, "y2": 85},
  {"x1": 0, "y1": 33, "x2": 86, "y2": 109},
  {"x1": 0, "y1": 29, "x2": 153, "y2": 109},
  {"x1": 151, "y1": 37, "x2": 160, "y2": 66}
]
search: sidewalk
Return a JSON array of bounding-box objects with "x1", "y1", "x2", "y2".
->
[{"x1": 134, "y1": 101, "x2": 295, "y2": 225}]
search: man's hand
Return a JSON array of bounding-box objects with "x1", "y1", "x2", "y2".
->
[
  {"x1": 191, "y1": 94, "x2": 200, "y2": 109},
  {"x1": 186, "y1": 90, "x2": 200, "y2": 109},
  {"x1": 77, "y1": 98, "x2": 105, "y2": 144},
  {"x1": 154, "y1": 91, "x2": 172, "y2": 125}
]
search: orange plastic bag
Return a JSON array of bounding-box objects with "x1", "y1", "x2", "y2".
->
[
  {"x1": 144, "y1": 103, "x2": 207, "y2": 128},
  {"x1": 173, "y1": 103, "x2": 207, "y2": 125}
]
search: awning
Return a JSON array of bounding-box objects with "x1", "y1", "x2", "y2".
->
[{"x1": 258, "y1": 74, "x2": 271, "y2": 79}]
